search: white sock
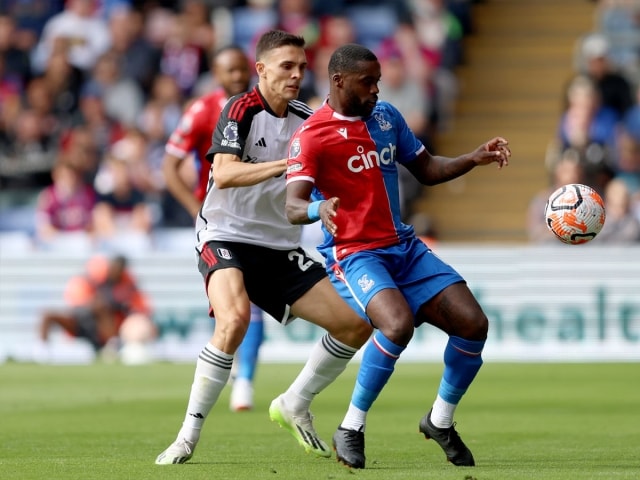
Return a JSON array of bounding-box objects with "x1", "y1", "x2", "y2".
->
[
  {"x1": 340, "y1": 403, "x2": 367, "y2": 432},
  {"x1": 430, "y1": 395, "x2": 457, "y2": 428},
  {"x1": 178, "y1": 343, "x2": 233, "y2": 443},
  {"x1": 281, "y1": 334, "x2": 357, "y2": 413}
]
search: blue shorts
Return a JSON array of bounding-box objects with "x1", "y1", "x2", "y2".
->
[{"x1": 327, "y1": 237, "x2": 464, "y2": 325}]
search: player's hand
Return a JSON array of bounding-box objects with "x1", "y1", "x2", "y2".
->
[
  {"x1": 321, "y1": 197, "x2": 340, "y2": 237},
  {"x1": 473, "y1": 137, "x2": 511, "y2": 169}
]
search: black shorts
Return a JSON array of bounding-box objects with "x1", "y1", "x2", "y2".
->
[
  {"x1": 71, "y1": 306, "x2": 102, "y2": 350},
  {"x1": 197, "y1": 241, "x2": 327, "y2": 323}
]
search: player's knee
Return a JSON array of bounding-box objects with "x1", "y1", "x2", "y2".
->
[
  {"x1": 459, "y1": 312, "x2": 488, "y2": 341},
  {"x1": 215, "y1": 314, "x2": 250, "y2": 342},
  {"x1": 229, "y1": 316, "x2": 250, "y2": 335},
  {"x1": 379, "y1": 318, "x2": 414, "y2": 346}
]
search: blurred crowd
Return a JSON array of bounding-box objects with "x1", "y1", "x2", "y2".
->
[
  {"x1": 0, "y1": 0, "x2": 477, "y2": 253},
  {"x1": 529, "y1": 0, "x2": 640, "y2": 244}
]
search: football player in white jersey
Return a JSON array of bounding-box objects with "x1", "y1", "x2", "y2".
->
[
  {"x1": 162, "y1": 45, "x2": 265, "y2": 413},
  {"x1": 155, "y1": 30, "x2": 372, "y2": 466}
]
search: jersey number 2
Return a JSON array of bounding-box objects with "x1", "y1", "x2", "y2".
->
[{"x1": 288, "y1": 251, "x2": 314, "y2": 271}]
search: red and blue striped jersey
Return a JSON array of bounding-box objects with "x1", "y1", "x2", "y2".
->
[{"x1": 286, "y1": 101, "x2": 425, "y2": 261}]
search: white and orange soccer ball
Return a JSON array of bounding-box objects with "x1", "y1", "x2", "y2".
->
[{"x1": 544, "y1": 183, "x2": 606, "y2": 245}]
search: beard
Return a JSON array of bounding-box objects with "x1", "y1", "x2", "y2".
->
[{"x1": 343, "y1": 92, "x2": 373, "y2": 117}]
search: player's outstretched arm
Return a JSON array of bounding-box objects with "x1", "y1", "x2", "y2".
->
[
  {"x1": 406, "y1": 137, "x2": 511, "y2": 186},
  {"x1": 212, "y1": 153, "x2": 287, "y2": 188}
]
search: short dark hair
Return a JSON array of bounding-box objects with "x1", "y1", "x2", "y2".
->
[
  {"x1": 328, "y1": 44, "x2": 378, "y2": 76},
  {"x1": 255, "y1": 30, "x2": 305, "y2": 61}
]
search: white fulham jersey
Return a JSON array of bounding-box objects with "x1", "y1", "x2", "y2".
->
[{"x1": 195, "y1": 86, "x2": 313, "y2": 250}]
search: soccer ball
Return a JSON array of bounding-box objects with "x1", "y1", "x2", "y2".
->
[{"x1": 544, "y1": 183, "x2": 606, "y2": 245}]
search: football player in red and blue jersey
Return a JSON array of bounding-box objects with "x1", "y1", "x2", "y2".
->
[{"x1": 286, "y1": 43, "x2": 511, "y2": 469}]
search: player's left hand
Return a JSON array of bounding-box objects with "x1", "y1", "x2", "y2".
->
[
  {"x1": 474, "y1": 137, "x2": 511, "y2": 169},
  {"x1": 320, "y1": 197, "x2": 340, "y2": 237}
]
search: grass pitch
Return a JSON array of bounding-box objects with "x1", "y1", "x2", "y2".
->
[{"x1": 1, "y1": 361, "x2": 638, "y2": 480}]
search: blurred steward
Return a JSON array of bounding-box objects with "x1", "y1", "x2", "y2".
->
[{"x1": 39, "y1": 254, "x2": 154, "y2": 356}]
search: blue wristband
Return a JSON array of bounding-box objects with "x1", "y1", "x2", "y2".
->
[{"x1": 307, "y1": 201, "x2": 322, "y2": 222}]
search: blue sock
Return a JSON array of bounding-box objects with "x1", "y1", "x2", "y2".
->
[
  {"x1": 236, "y1": 305, "x2": 264, "y2": 382},
  {"x1": 437, "y1": 336, "x2": 485, "y2": 404},
  {"x1": 351, "y1": 331, "x2": 405, "y2": 411}
]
